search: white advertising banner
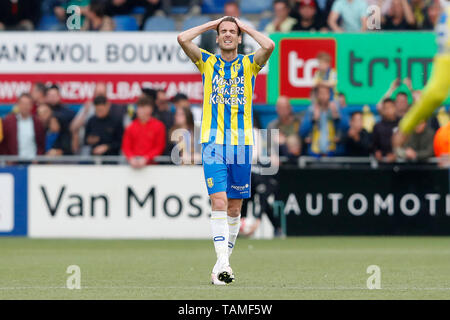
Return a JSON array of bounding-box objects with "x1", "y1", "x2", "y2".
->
[
  {"x1": 29, "y1": 165, "x2": 211, "y2": 238},
  {"x1": 0, "y1": 32, "x2": 267, "y2": 104},
  {"x1": 28, "y1": 165, "x2": 273, "y2": 239},
  {"x1": 0, "y1": 173, "x2": 14, "y2": 232},
  {"x1": 0, "y1": 32, "x2": 196, "y2": 74}
]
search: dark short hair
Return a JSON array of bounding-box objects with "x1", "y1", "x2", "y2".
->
[
  {"x1": 93, "y1": 95, "x2": 108, "y2": 106},
  {"x1": 141, "y1": 87, "x2": 157, "y2": 101},
  {"x1": 172, "y1": 93, "x2": 188, "y2": 103},
  {"x1": 396, "y1": 92, "x2": 408, "y2": 99},
  {"x1": 47, "y1": 84, "x2": 60, "y2": 92},
  {"x1": 216, "y1": 16, "x2": 241, "y2": 36},
  {"x1": 18, "y1": 93, "x2": 33, "y2": 101},
  {"x1": 351, "y1": 111, "x2": 362, "y2": 118},
  {"x1": 274, "y1": 0, "x2": 289, "y2": 8},
  {"x1": 89, "y1": 0, "x2": 106, "y2": 17},
  {"x1": 34, "y1": 82, "x2": 47, "y2": 94},
  {"x1": 224, "y1": 0, "x2": 239, "y2": 9},
  {"x1": 136, "y1": 96, "x2": 154, "y2": 108},
  {"x1": 383, "y1": 98, "x2": 395, "y2": 105}
]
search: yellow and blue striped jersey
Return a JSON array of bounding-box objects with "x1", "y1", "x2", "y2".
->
[
  {"x1": 436, "y1": 2, "x2": 450, "y2": 53},
  {"x1": 195, "y1": 49, "x2": 263, "y2": 145}
]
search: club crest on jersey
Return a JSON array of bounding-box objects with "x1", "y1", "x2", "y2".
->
[
  {"x1": 207, "y1": 177, "x2": 214, "y2": 188},
  {"x1": 233, "y1": 64, "x2": 241, "y2": 73}
]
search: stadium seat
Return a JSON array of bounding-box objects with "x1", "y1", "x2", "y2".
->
[
  {"x1": 201, "y1": 0, "x2": 228, "y2": 14},
  {"x1": 37, "y1": 15, "x2": 62, "y2": 31},
  {"x1": 258, "y1": 17, "x2": 272, "y2": 31},
  {"x1": 171, "y1": 6, "x2": 189, "y2": 14},
  {"x1": 113, "y1": 16, "x2": 139, "y2": 31},
  {"x1": 143, "y1": 16, "x2": 176, "y2": 31},
  {"x1": 240, "y1": 0, "x2": 272, "y2": 14},
  {"x1": 182, "y1": 15, "x2": 210, "y2": 31}
]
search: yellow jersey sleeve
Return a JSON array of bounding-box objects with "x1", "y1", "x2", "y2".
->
[
  {"x1": 194, "y1": 49, "x2": 214, "y2": 74},
  {"x1": 244, "y1": 52, "x2": 264, "y2": 77}
]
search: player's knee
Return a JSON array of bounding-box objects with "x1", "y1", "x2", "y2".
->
[
  {"x1": 211, "y1": 197, "x2": 227, "y2": 211},
  {"x1": 227, "y1": 206, "x2": 241, "y2": 217}
]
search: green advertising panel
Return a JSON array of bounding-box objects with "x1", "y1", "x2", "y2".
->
[{"x1": 268, "y1": 32, "x2": 449, "y2": 106}]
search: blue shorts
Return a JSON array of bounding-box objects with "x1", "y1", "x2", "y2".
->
[{"x1": 202, "y1": 142, "x2": 252, "y2": 199}]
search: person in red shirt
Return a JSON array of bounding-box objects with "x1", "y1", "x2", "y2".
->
[{"x1": 122, "y1": 96, "x2": 166, "y2": 168}]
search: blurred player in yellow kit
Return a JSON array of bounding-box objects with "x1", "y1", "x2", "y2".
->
[{"x1": 393, "y1": 0, "x2": 450, "y2": 150}]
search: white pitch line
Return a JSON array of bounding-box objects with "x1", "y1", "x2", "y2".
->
[{"x1": 0, "y1": 286, "x2": 450, "y2": 291}]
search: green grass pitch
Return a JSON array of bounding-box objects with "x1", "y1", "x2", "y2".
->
[{"x1": 0, "y1": 237, "x2": 449, "y2": 300}]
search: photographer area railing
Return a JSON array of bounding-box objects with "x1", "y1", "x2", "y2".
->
[{"x1": 0, "y1": 155, "x2": 444, "y2": 169}]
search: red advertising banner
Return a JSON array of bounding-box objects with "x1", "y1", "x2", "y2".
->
[
  {"x1": 0, "y1": 73, "x2": 267, "y2": 104},
  {"x1": 279, "y1": 38, "x2": 336, "y2": 99}
]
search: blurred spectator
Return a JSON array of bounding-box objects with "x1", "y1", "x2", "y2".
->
[
  {"x1": 422, "y1": 0, "x2": 441, "y2": 29},
  {"x1": 328, "y1": 0, "x2": 368, "y2": 32},
  {"x1": 382, "y1": 0, "x2": 415, "y2": 30},
  {"x1": 337, "y1": 92, "x2": 347, "y2": 108},
  {"x1": 45, "y1": 115, "x2": 73, "y2": 156},
  {"x1": 82, "y1": 0, "x2": 115, "y2": 31},
  {"x1": 409, "y1": 0, "x2": 428, "y2": 29},
  {"x1": 172, "y1": 93, "x2": 190, "y2": 110},
  {"x1": 0, "y1": 94, "x2": 45, "y2": 157},
  {"x1": 224, "y1": 1, "x2": 256, "y2": 54},
  {"x1": 31, "y1": 83, "x2": 47, "y2": 115},
  {"x1": 140, "y1": 0, "x2": 164, "y2": 30},
  {"x1": 344, "y1": 111, "x2": 372, "y2": 156},
  {"x1": 372, "y1": 98, "x2": 398, "y2": 163},
  {"x1": 280, "y1": 134, "x2": 303, "y2": 164},
  {"x1": 313, "y1": 52, "x2": 337, "y2": 99},
  {"x1": 362, "y1": 105, "x2": 376, "y2": 133},
  {"x1": 299, "y1": 84, "x2": 342, "y2": 157},
  {"x1": 434, "y1": 122, "x2": 450, "y2": 159},
  {"x1": 168, "y1": 107, "x2": 201, "y2": 164},
  {"x1": 36, "y1": 103, "x2": 53, "y2": 130},
  {"x1": 171, "y1": 92, "x2": 203, "y2": 125},
  {"x1": 105, "y1": 0, "x2": 136, "y2": 16},
  {"x1": 0, "y1": 118, "x2": 3, "y2": 143},
  {"x1": 155, "y1": 89, "x2": 175, "y2": 135},
  {"x1": 394, "y1": 91, "x2": 410, "y2": 119},
  {"x1": 265, "y1": 0, "x2": 297, "y2": 33},
  {"x1": 377, "y1": 78, "x2": 411, "y2": 119},
  {"x1": 292, "y1": 0, "x2": 325, "y2": 31},
  {"x1": 267, "y1": 96, "x2": 302, "y2": 149},
  {"x1": 84, "y1": 95, "x2": 124, "y2": 156},
  {"x1": 0, "y1": 0, "x2": 41, "y2": 30},
  {"x1": 396, "y1": 121, "x2": 435, "y2": 161},
  {"x1": 45, "y1": 84, "x2": 76, "y2": 128},
  {"x1": 122, "y1": 96, "x2": 166, "y2": 168},
  {"x1": 292, "y1": 0, "x2": 334, "y2": 29}
]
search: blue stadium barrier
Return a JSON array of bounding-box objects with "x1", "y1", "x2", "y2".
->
[
  {"x1": 182, "y1": 15, "x2": 210, "y2": 31},
  {"x1": 201, "y1": 0, "x2": 228, "y2": 14},
  {"x1": 241, "y1": 0, "x2": 272, "y2": 14},
  {"x1": 113, "y1": 15, "x2": 139, "y2": 31},
  {"x1": 143, "y1": 16, "x2": 176, "y2": 31}
]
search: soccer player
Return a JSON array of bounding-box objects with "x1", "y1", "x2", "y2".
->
[
  {"x1": 177, "y1": 16, "x2": 274, "y2": 285},
  {"x1": 393, "y1": 0, "x2": 450, "y2": 148}
]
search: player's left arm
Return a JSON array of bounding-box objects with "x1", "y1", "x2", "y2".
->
[{"x1": 235, "y1": 18, "x2": 275, "y2": 67}]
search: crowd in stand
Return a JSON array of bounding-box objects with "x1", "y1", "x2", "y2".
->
[
  {"x1": 269, "y1": 51, "x2": 450, "y2": 164},
  {"x1": 0, "y1": 73, "x2": 449, "y2": 166},
  {"x1": 0, "y1": 83, "x2": 203, "y2": 167},
  {"x1": 0, "y1": 0, "x2": 444, "y2": 31}
]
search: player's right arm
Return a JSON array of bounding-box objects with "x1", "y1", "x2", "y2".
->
[{"x1": 177, "y1": 18, "x2": 223, "y2": 63}]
